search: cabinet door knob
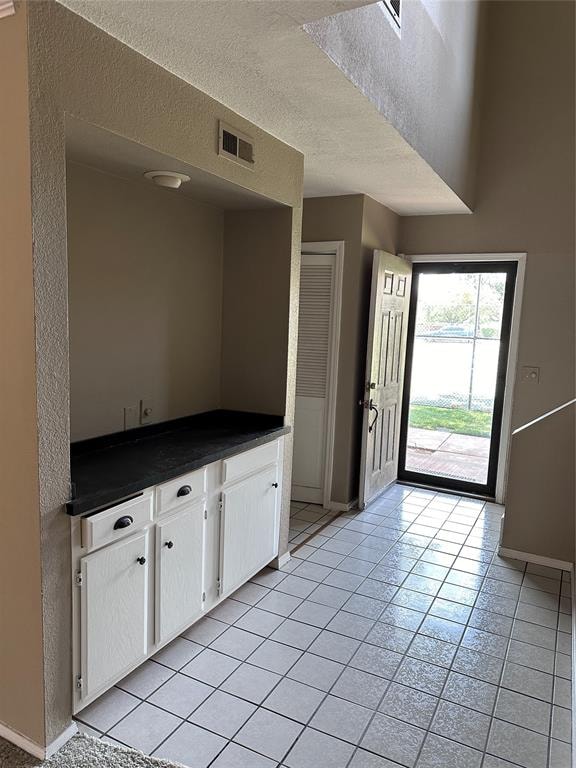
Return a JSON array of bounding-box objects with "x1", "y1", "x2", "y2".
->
[
  {"x1": 164, "y1": 541, "x2": 174, "y2": 549},
  {"x1": 114, "y1": 515, "x2": 133, "y2": 530},
  {"x1": 136, "y1": 556, "x2": 146, "y2": 565},
  {"x1": 272, "y1": 482, "x2": 279, "y2": 489},
  {"x1": 177, "y1": 485, "x2": 192, "y2": 497}
]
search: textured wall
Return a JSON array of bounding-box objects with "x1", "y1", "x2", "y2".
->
[
  {"x1": 67, "y1": 162, "x2": 224, "y2": 441},
  {"x1": 400, "y1": 1, "x2": 575, "y2": 559},
  {"x1": 502, "y1": 404, "x2": 575, "y2": 562},
  {"x1": 302, "y1": 195, "x2": 399, "y2": 506},
  {"x1": 221, "y1": 209, "x2": 293, "y2": 417},
  {"x1": 0, "y1": 2, "x2": 46, "y2": 746},
  {"x1": 26, "y1": 0, "x2": 303, "y2": 744},
  {"x1": 221, "y1": 207, "x2": 300, "y2": 557},
  {"x1": 305, "y1": 0, "x2": 483, "y2": 208}
]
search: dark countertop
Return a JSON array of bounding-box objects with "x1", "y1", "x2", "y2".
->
[{"x1": 67, "y1": 410, "x2": 289, "y2": 516}]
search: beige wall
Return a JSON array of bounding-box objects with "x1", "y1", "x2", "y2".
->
[
  {"x1": 221, "y1": 208, "x2": 293, "y2": 417},
  {"x1": 302, "y1": 195, "x2": 399, "y2": 505},
  {"x1": 400, "y1": 0, "x2": 575, "y2": 560},
  {"x1": 25, "y1": 0, "x2": 303, "y2": 744},
  {"x1": 0, "y1": 3, "x2": 46, "y2": 747},
  {"x1": 306, "y1": 0, "x2": 484, "y2": 207},
  {"x1": 67, "y1": 162, "x2": 224, "y2": 441},
  {"x1": 222, "y1": 207, "x2": 300, "y2": 554},
  {"x1": 502, "y1": 404, "x2": 575, "y2": 562}
]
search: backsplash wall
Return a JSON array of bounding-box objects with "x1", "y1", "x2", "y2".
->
[{"x1": 67, "y1": 161, "x2": 224, "y2": 441}]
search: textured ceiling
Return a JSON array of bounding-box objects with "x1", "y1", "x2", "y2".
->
[{"x1": 58, "y1": 0, "x2": 469, "y2": 215}]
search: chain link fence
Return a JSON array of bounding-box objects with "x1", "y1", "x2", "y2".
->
[{"x1": 410, "y1": 272, "x2": 506, "y2": 414}]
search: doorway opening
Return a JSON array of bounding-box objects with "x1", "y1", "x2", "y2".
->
[{"x1": 398, "y1": 261, "x2": 517, "y2": 498}]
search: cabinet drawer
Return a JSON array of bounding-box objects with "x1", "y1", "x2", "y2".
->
[
  {"x1": 82, "y1": 493, "x2": 153, "y2": 551},
  {"x1": 156, "y1": 467, "x2": 206, "y2": 516},
  {"x1": 223, "y1": 440, "x2": 279, "y2": 485}
]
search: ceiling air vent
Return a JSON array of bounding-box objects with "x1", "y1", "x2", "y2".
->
[{"x1": 218, "y1": 121, "x2": 255, "y2": 170}]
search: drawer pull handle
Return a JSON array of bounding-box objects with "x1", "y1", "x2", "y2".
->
[
  {"x1": 136, "y1": 556, "x2": 146, "y2": 565},
  {"x1": 177, "y1": 485, "x2": 192, "y2": 497},
  {"x1": 114, "y1": 515, "x2": 134, "y2": 530},
  {"x1": 272, "y1": 482, "x2": 279, "y2": 489},
  {"x1": 164, "y1": 541, "x2": 174, "y2": 549}
]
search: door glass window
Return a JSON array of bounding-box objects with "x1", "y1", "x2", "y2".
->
[{"x1": 405, "y1": 271, "x2": 507, "y2": 486}]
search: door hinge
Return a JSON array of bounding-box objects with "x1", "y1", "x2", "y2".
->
[
  {"x1": 216, "y1": 577, "x2": 221, "y2": 595},
  {"x1": 202, "y1": 591, "x2": 206, "y2": 602},
  {"x1": 219, "y1": 496, "x2": 223, "y2": 513},
  {"x1": 75, "y1": 675, "x2": 83, "y2": 690},
  {"x1": 74, "y1": 572, "x2": 83, "y2": 587},
  {"x1": 204, "y1": 509, "x2": 208, "y2": 520}
]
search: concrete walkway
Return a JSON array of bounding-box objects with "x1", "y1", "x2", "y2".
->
[{"x1": 406, "y1": 427, "x2": 490, "y2": 484}]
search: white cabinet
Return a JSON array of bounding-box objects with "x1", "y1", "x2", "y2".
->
[
  {"x1": 156, "y1": 502, "x2": 205, "y2": 644},
  {"x1": 221, "y1": 465, "x2": 279, "y2": 596},
  {"x1": 72, "y1": 436, "x2": 284, "y2": 712},
  {"x1": 80, "y1": 528, "x2": 150, "y2": 702}
]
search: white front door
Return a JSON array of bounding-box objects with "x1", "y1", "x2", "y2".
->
[{"x1": 359, "y1": 251, "x2": 412, "y2": 509}]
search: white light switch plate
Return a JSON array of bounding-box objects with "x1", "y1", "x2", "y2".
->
[{"x1": 124, "y1": 405, "x2": 139, "y2": 430}]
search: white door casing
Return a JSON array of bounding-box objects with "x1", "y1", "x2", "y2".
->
[
  {"x1": 406, "y1": 252, "x2": 526, "y2": 504},
  {"x1": 155, "y1": 501, "x2": 205, "y2": 645},
  {"x1": 359, "y1": 251, "x2": 412, "y2": 509},
  {"x1": 80, "y1": 528, "x2": 150, "y2": 701}
]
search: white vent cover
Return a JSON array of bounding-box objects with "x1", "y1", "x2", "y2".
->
[
  {"x1": 296, "y1": 261, "x2": 334, "y2": 398},
  {"x1": 0, "y1": 1, "x2": 15, "y2": 19},
  {"x1": 218, "y1": 121, "x2": 255, "y2": 170}
]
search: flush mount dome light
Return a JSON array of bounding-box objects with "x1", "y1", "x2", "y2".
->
[{"x1": 144, "y1": 171, "x2": 191, "y2": 189}]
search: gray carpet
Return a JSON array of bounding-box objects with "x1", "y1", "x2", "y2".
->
[{"x1": 0, "y1": 734, "x2": 182, "y2": 768}]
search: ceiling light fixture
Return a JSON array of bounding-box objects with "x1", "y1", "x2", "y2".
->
[{"x1": 144, "y1": 170, "x2": 191, "y2": 189}]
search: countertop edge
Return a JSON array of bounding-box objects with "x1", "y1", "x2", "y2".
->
[{"x1": 66, "y1": 425, "x2": 290, "y2": 517}]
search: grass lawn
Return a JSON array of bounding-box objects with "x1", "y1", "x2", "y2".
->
[{"x1": 409, "y1": 405, "x2": 492, "y2": 438}]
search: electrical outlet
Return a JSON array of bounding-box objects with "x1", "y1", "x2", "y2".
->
[
  {"x1": 123, "y1": 405, "x2": 139, "y2": 430},
  {"x1": 140, "y1": 398, "x2": 155, "y2": 425},
  {"x1": 521, "y1": 366, "x2": 540, "y2": 383}
]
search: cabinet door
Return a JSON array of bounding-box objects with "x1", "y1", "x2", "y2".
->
[
  {"x1": 81, "y1": 528, "x2": 150, "y2": 701},
  {"x1": 221, "y1": 466, "x2": 279, "y2": 595},
  {"x1": 156, "y1": 502, "x2": 205, "y2": 645}
]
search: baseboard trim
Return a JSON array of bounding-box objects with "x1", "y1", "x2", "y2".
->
[
  {"x1": 498, "y1": 547, "x2": 573, "y2": 572},
  {"x1": 272, "y1": 551, "x2": 291, "y2": 569},
  {"x1": 326, "y1": 498, "x2": 358, "y2": 513},
  {"x1": 291, "y1": 486, "x2": 323, "y2": 504},
  {"x1": 45, "y1": 723, "x2": 78, "y2": 759},
  {"x1": 0, "y1": 720, "x2": 77, "y2": 759}
]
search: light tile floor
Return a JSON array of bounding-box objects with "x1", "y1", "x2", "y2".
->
[
  {"x1": 77, "y1": 484, "x2": 573, "y2": 768},
  {"x1": 288, "y1": 501, "x2": 342, "y2": 548}
]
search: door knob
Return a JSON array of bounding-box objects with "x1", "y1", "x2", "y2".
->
[
  {"x1": 136, "y1": 556, "x2": 146, "y2": 565},
  {"x1": 368, "y1": 401, "x2": 380, "y2": 433},
  {"x1": 164, "y1": 541, "x2": 174, "y2": 549},
  {"x1": 272, "y1": 482, "x2": 279, "y2": 489}
]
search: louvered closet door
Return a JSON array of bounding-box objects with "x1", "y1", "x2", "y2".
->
[{"x1": 292, "y1": 253, "x2": 335, "y2": 504}]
